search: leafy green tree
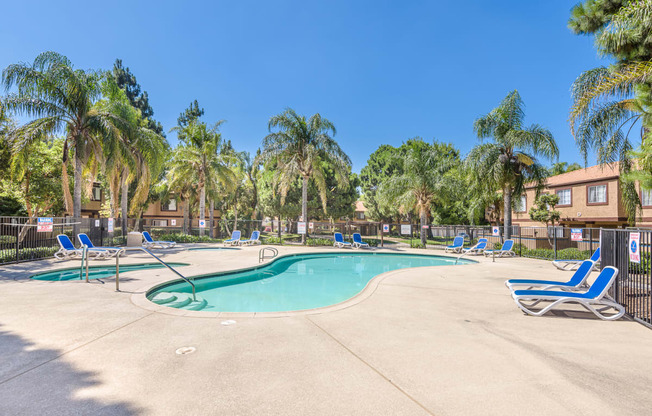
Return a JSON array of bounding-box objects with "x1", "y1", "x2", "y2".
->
[
  {"x1": 177, "y1": 100, "x2": 205, "y2": 127},
  {"x1": 568, "y1": 2, "x2": 652, "y2": 224},
  {"x1": 259, "y1": 108, "x2": 351, "y2": 244},
  {"x1": 528, "y1": 194, "x2": 561, "y2": 247},
  {"x1": 548, "y1": 162, "x2": 582, "y2": 176},
  {"x1": 359, "y1": 144, "x2": 403, "y2": 222},
  {"x1": 468, "y1": 90, "x2": 558, "y2": 239},
  {"x1": 2, "y1": 52, "x2": 133, "y2": 233},
  {"x1": 257, "y1": 161, "x2": 302, "y2": 238},
  {"x1": 112, "y1": 59, "x2": 164, "y2": 136},
  {"x1": 169, "y1": 120, "x2": 235, "y2": 236},
  {"x1": 379, "y1": 140, "x2": 458, "y2": 245}
]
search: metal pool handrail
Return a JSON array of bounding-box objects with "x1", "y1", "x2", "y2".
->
[
  {"x1": 114, "y1": 247, "x2": 196, "y2": 301},
  {"x1": 259, "y1": 247, "x2": 278, "y2": 263}
]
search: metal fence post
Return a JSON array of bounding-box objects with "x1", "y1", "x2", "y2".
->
[{"x1": 519, "y1": 227, "x2": 522, "y2": 257}]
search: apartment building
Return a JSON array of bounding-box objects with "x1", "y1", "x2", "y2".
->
[{"x1": 509, "y1": 162, "x2": 651, "y2": 228}]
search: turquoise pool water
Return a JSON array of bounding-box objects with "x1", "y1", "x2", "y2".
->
[
  {"x1": 148, "y1": 253, "x2": 473, "y2": 312},
  {"x1": 31, "y1": 263, "x2": 190, "y2": 281}
]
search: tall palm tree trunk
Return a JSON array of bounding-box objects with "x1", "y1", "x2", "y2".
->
[
  {"x1": 121, "y1": 175, "x2": 128, "y2": 235},
  {"x1": 199, "y1": 185, "x2": 206, "y2": 237},
  {"x1": 419, "y1": 206, "x2": 427, "y2": 246},
  {"x1": 73, "y1": 150, "x2": 83, "y2": 235},
  {"x1": 503, "y1": 186, "x2": 512, "y2": 240},
  {"x1": 302, "y1": 175, "x2": 308, "y2": 245},
  {"x1": 183, "y1": 199, "x2": 190, "y2": 235},
  {"x1": 209, "y1": 200, "x2": 215, "y2": 238}
]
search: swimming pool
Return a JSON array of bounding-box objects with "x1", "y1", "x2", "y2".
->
[
  {"x1": 31, "y1": 263, "x2": 190, "y2": 281},
  {"x1": 147, "y1": 252, "x2": 473, "y2": 313}
]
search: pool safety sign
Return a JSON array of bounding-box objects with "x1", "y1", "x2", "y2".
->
[
  {"x1": 629, "y1": 232, "x2": 641, "y2": 264},
  {"x1": 383, "y1": 224, "x2": 389, "y2": 233},
  {"x1": 571, "y1": 228, "x2": 582, "y2": 242},
  {"x1": 401, "y1": 224, "x2": 411, "y2": 235},
  {"x1": 95, "y1": 219, "x2": 100, "y2": 227},
  {"x1": 37, "y1": 217, "x2": 53, "y2": 232},
  {"x1": 309, "y1": 222, "x2": 314, "y2": 230},
  {"x1": 108, "y1": 218, "x2": 114, "y2": 233},
  {"x1": 199, "y1": 220, "x2": 206, "y2": 228},
  {"x1": 171, "y1": 219, "x2": 176, "y2": 226},
  {"x1": 492, "y1": 226, "x2": 500, "y2": 236},
  {"x1": 297, "y1": 222, "x2": 306, "y2": 234}
]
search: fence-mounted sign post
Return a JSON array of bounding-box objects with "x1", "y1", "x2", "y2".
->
[{"x1": 629, "y1": 232, "x2": 641, "y2": 264}]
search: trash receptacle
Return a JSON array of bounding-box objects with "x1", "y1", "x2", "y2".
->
[{"x1": 127, "y1": 232, "x2": 143, "y2": 247}]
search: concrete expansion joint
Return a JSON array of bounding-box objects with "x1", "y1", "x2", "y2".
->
[{"x1": 306, "y1": 316, "x2": 436, "y2": 416}]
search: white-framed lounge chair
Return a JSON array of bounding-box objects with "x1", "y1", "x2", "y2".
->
[
  {"x1": 552, "y1": 248, "x2": 600, "y2": 271},
  {"x1": 484, "y1": 239, "x2": 515, "y2": 257},
  {"x1": 352, "y1": 233, "x2": 370, "y2": 249},
  {"x1": 333, "y1": 232, "x2": 352, "y2": 248},
  {"x1": 77, "y1": 233, "x2": 125, "y2": 257},
  {"x1": 463, "y1": 238, "x2": 488, "y2": 255},
  {"x1": 223, "y1": 230, "x2": 241, "y2": 246},
  {"x1": 505, "y1": 260, "x2": 595, "y2": 291},
  {"x1": 241, "y1": 231, "x2": 261, "y2": 245},
  {"x1": 445, "y1": 236, "x2": 464, "y2": 253},
  {"x1": 511, "y1": 266, "x2": 624, "y2": 321},
  {"x1": 55, "y1": 234, "x2": 108, "y2": 260},
  {"x1": 142, "y1": 231, "x2": 176, "y2": 249}
]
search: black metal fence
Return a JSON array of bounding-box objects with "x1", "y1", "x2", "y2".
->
[{"x1": 601, "y1": 229, "x2": 652, "y2": 327}]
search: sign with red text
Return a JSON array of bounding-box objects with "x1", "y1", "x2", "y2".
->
[
  {"x1": 297, "y1": 222, "x2": 306, "y2": 234},
  {"x1": 108, "y1": 218, "x2": 114, "y2": 233},
  {"x1": 37, "y1": 217, "x2": 53, "y2": 232},
  {"x1": 571, "y1": 228, "x2": 582, "y2": 242},
  {"x1": 492, "y1": 226, "x2": 500, "y2": 237},
  {"x1": 199, "y1": 220, "x2": 206, "y2": 228},
  {"x1": 629, "y1": 232, "x2": 641, "y2": 263},
  {"x1": 383, "y1": 224, "x2": 389, "y2": 233}
]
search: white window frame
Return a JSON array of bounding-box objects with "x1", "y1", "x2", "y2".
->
[
  {"x1": 556, "y1": 189, "x2": 571, "y2": 206},
  {"x1": 588, "y1": 185, "x2": 607, "y2": 204}
]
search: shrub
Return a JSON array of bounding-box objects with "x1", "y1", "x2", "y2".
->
[
  {"x1": 153, "y1": 232, "x2": 222, "y2": 244},
  {"x1": 410, "y1": 241, "x2": 426, "y2": 249},
  {"x1": 0, "y1": 246, "x2": 58, "y2": 264},
  {"x1": 263, "y1": 236, "x2": 283, "y2": 245},
  {"x1": 306, "y1": 238, "x2": 333, "y2": 246}
]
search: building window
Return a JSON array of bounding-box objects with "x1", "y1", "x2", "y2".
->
[
  {"x1": 152, "y1": 220, "x2": 168, "y2": 227},
  {"x1": 514, "y1": 195, "x2": 526, "y2": 212},
  {"x1": 90, "y1": 184, "x2": 102, "y2": 201},
  {"x1": 556, "y1": 188, "x2": 571, "y2": 206},
  {"x1": 356, "y1": 212, "x2": 365, "y2": 220},
  {"x1": 642, "y1": 189, "x2": 652, "y2": 207},
  {"x1": 161, "y1": 199, "x2": 177, "y2": 211},
  {"x1": 587, "y1": 184, "x2": 607, "y2": 204}
]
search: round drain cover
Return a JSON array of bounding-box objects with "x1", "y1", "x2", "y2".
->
[
  {"x1": 221, "y1": 320, "x2": 236, "y2": 326},
  {"x1": 175, "y1": 346, "x2": 196, "y2": 355}
]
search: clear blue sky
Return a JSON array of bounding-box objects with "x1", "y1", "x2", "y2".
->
[{"x1": 1, "y1": 0, "x2": 608, "y2": 173}]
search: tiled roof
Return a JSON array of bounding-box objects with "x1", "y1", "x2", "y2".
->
[
  {"x1": 528, "y1": 162, "x2": 620, "y2": 188},
  {"x1": 355, "y1": 200, "x2": 367, "y2": 212}
]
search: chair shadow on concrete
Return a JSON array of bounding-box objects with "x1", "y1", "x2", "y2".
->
[{"x1": 0, "y1": 325, "x2": 141, "y2": 415}]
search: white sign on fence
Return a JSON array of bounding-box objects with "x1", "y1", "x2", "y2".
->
[
  {"x1": 383, "y1": 224, "x2": 389, "y2": 233},
  {"x1": 107, "y1": 218, "x2": 114, "y2": 233},
  {"x1": 309, "y1": 222, "x2": 314, "y2": 230},
  {"x1": 95, "y1": 219, "x2": 100, "y2": 227},
  {"x1": 571, "y1": 228, "x2": 582, "y2": 242},
  {"x1": 199, "y1": 220, "x2": 206, "y2": 228},
  {"x1": 171, "y1": 219, "x2": 176, "y2": 226},
  {"x1": 492, "y1": 226, "x2": 500, "y2": 237},
  {"x1": 37, "y1": 217, "x2": 53, "y2": 232},
  {"x1": 629, "y1": 232, "x2": 641, "y2": 264},
  {"x1": 401, "y1": 224, "x2": 411, "y2": 235},
  {"x1": 297, "y1": 222, "x2": 307, "y2": 234}
]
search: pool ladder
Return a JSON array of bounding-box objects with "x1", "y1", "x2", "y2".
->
[
  {"x1": 259, "y1": 247, "x2": 278, "y2": 263},
  {"x1": 96, "y1": 246, "x2": 196, "y2": 301}
]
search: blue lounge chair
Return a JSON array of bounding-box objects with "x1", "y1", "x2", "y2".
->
[
  {"x1": 552, "y1": 248, "x2": 600, "y2": 271},
  {"x1": 483, "y1": 239, "x2": 515, "y2": 257},
  {"x1": 445, "y1": 236, "x2": 465, "y2": 253},
  {"x1": 505, "y1": 260, "x2": 595, "y2": 291},
  {"x1": 241, "y1": 230, "x2": 261, "y2": 245},
  {"x1": 142, "y1": 231, "x2": 176, "y2": 249},
  {"x1": 333, "y1": 232, "x2": 352, "y2": 248},
  {"x1": 511, "y1": 266, "x2": 624, "y2": 320},
  {"x1": 55, "y1": 234, "x2": 108, "y2": 260},
  {"x1": 223, "y1": 230, "x2": 241, "y2": 246},
  {"x1": 463, "y1": 238, "x2": 488, "y2": 255},
  {"x1": 352, "y1": 233, "x2": 370, "y2": 249},
  {"x1": 77, "y1": 233, "x2": 125, "y2": 257}
]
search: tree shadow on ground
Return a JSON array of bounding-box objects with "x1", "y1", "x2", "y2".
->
[{"x1": 0, "y1": 325, "x2": 141, "y2": 415}]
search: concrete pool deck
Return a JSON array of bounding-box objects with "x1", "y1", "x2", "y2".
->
[{"x1": 0, "y1": 244, "x2": 651, "y2": 415}]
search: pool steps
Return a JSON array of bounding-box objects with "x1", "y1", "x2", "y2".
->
[{"x1": 150, "y1": 292, "x2": 208, "y2": 311}]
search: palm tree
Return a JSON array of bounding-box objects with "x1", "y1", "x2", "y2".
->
[
  {"x1": 468, "y1": 90, "x2": 558, "y2": 239},
  {"x1": 379, "y1": 142, "x2": 458, "y2": 246},
  {"x1": 259, "y1": 108, "x2": 351, "y2": 244},
  {"x1": 2, "y1": 52, "x2": 131, "y2": 233},
  {"x1": 169, "y1": 120, "x2": 234, "y2": 236}
]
